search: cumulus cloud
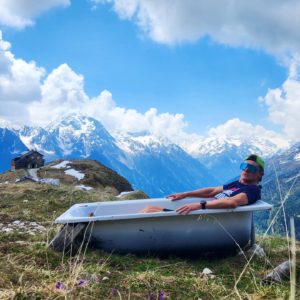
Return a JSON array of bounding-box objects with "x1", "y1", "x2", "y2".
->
[
  {"x1": 207, "y1": 118, "x2": 288, "y2": 146},
  {"x1": 29, "y1": 68, "x2": 187, "y2": 138},
  {"x1": 0, "y1": 31, "x2": 45, "y2": 124},
  {"x1": 260, "y1": 63, "x2": 300, "y2": 140},
  {"x1": 93, "y1": 0, "x2": 300, "y2": 57},
  {"x1": 182, "y1": 118, "x2": 290, "y2": 158},
  {"x1": 0, "y1": 0, "x2": 70, "y2": 28},
  {"x1": 0, "y1": 31, "x2": 294, "y2": 149},
  {"x1": 86, "y1": 91, "x2": 187, "y2": 137},
  {"x1": 0, "y1": 32, "x2": 187, "y2": 137},
  {"x1": 28, "y1": 63, "x2": 89, "y2": 125}
]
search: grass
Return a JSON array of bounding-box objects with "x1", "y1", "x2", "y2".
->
[{"x1": 0, "y1": 181, "x2": 299, "y2": 299}]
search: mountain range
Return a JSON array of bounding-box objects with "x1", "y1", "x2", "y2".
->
[
  {"x1": 0, "y1": 115, "x2": 220, "y2": 197},
  {"x1": 0, "y1": 114, "x2": 298, "y2": 200}
]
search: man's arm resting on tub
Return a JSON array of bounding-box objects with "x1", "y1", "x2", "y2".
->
[
  {"x1": 140, "y1": 186, "x2": 224, "y2": 213},
  {"x1": 176, "y1": 193, "x2": 249, "y2": 215},
  {"x1": 166, "y1": 186, "x2": 224, "y2": 200},
  {"x1": 140, "y1": 192, "x2": 248, "y2": 214}
]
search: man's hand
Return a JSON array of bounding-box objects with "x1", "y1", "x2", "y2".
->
[
  {"x1": 176, "y1": 203, "x2": 201, "y2": 215},
  {"x1": 166, "y1": 193, "x2": 186, "y2": 201}
]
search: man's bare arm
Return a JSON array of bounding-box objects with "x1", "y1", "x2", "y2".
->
[
  {"x1": 206, "y1": 193, "x2": 248, "y2": 208},
  {"x1": 167, "y1": 186, "x2": 223, "y2": 201},
  {"x1": 176, "y1": 193, "x2": 248, "y2": 214}
]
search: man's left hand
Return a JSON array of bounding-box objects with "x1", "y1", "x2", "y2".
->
[{"x1": 176, "y1": 203, "x2": 201, "y2": 215}]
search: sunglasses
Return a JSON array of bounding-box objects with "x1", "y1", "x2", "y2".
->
[{"x1": 240, "y1": 162, "x2": 259, "y2": 173}]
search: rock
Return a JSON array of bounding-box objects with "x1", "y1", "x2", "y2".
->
[
  {"x1": 202, "y1": 268, "x2": 213, "y2": 275},
  {"x1": 40, "y1": 178, "x2": 60, "y2": 186},
  {"x1": 239, "y1": 243, "x2": 266, "y2": 258},
  {"x1": 263, "y1": 261, "x2": 291, "y2": 284},
  {"x1": 116, "y1": 190, "x2": 149, "y2": 200},
  {"x1": 75, "y1": 185, "x2": 94, "y2": 191}
]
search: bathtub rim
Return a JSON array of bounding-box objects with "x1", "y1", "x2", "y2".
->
[{"x1": 55, "y1": 198, "x2": 272, "y2": 224}]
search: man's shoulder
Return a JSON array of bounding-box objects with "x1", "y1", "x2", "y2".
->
[{"x1": 223, "y1": 180, "x2": 239, "y2": 188}]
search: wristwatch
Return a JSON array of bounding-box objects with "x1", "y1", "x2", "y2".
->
[{"x1": 200, "y1": 200, "x2": 207, "y2": 209}]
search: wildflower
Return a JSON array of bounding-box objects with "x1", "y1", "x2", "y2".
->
[
  {"x1": 111, "y1": 288, "x2": 118, "y2": 296},
  {"x1": 149, "y1": 291, "x2": 155, "y2": 300},
  {"x1": 55, "y1": 282, "x2": 65, "y2": 289},
  {"x1": 77, "y1": 279, "x2": 87, "y2": 287},
  {"x1": 159, "y1": 290, "x2": 165, "y2": 300}
]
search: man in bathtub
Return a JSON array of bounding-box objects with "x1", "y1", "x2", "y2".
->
[{"x1": 140, "y1": 154, "x2": 264, "y2": 214}]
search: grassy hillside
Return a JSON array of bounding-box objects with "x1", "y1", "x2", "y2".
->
[
  {"x1": 257, "y1": 153, "x2": 300, "y2": 241},
  {"x1": 0, "y1": 165, "x2": 299, "y2": 299}
]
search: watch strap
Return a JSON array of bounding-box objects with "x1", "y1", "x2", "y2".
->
[{"x1": 200, "y1": 200, "x2": 207, "y2": 209}]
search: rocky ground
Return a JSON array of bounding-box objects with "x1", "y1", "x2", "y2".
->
[{"x1": 0, "y1": 220, "x2": 46, "y2": 235}]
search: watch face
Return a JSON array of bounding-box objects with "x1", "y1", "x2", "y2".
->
[{"x1": 200, "y1": 200, "x2": 207, "y2": 209}]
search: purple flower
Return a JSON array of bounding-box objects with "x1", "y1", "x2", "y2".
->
[
  {"x1": 111, "y1": 288, "x2": 118, "y2": 296},
  {"x1": 55, "y1": 282, "x2": 65, "y2": 289},
  {"x1": 149, "y1": 291, "x2": 155, "y2": 300},
  {"x1": 159, "y1": 290, "x2": 165, "y2": 300},
  {"x1": 77, "y1": 279, "x2": 87, "y2": 286}
]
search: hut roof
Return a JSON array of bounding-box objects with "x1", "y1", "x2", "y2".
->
[{"x1": 12, "y1": 150, "x2": 44, "y2": 162}]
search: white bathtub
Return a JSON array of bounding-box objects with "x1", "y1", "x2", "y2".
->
[{"x1": 55, "y1": 198, "x2": 272, "y2": 255}]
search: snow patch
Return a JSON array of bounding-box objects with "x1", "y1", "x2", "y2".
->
[
  {"x1": 116, "y1": 191, "x2": 136, "y2": 198},
  {"x1": 75, "y1": 184, "x2": 93, "y2": 191},
  {"x1": 50, "y1": 160, "x2": 85, "y2": 181},
  {"x1": 39, "y1": 178, "x2": 60, "y2": 186},
  {"x1": 65, "y1": 168, "x2": 85, "y2": 180},
  {"x1": 51, "y1": 161, "x2": 71, "y2": 169},
  {"x1": 294, "y1": 153, "x2": 300, "y2": 161}
]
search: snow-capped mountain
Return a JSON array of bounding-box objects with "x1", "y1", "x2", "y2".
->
[
  {"x1": 183, "y1": 135, "x2": 290, "y2": 183},
  {"x1": 258, "y1": 142, "x2": 300, "y2": 240},
  {"x1": 3, "y1": 114, "x2": 296, "y2": 197},
  {"x1": 20, "y1": 115, "x2": 128, "y2": 169},
  {"x1": 16, "y1": 114, "x2": 219, "y2": 196},
  {"x1": 115, "y1": 133, "x2": 219, "y2": 195},
  {"x1": 0, "y1": 128, "x2": 28, "y2": 172}
]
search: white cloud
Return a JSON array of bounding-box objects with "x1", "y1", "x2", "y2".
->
[
  {"x1": 0, "y1": 31, "x2": 45, "y2": 124},
  {"x1": 93, "y1": 0, "x2": 300, "y2": 57},
  {"x1": 29, "y1": 63, "x2": 89, "y2": 126},
  {"x1": 207, "y1": 118, "x2": 288, "y2": 146},
  {"x1": 0, "y1": 31, "x2": 293, "y2": 152},
  {"x1": 260, "y1": 63, "x2": 300, "y2": 140},
  {"x1": 87, "y1": 91, "x2": 187, "y2": 137},
  {"x1": 0, "y1": 0, "x2": 70, "y2": 29},
  {"x1": 0, "y1": 31, "x2": 187, "y2": 136},
  {"x1": 182, "y1": 118, "x2": 290, "y2": 158},
  {"x1": 26, "y1": 61, "x2": 187, "y2": 138}
]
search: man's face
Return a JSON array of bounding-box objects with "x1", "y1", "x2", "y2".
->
[{"x1": 239, "y1": 160, "x2": 263, "y2": 184}]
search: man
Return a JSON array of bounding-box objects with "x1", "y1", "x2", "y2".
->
[{"x1": 141, "y1": 154, "x2": 264, "y2": 214}]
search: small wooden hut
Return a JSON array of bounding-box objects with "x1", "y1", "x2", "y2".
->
[{"x1": 11, "y1": 150, "x2": 45, "y2": 170}]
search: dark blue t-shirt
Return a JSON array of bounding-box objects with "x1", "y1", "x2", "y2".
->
[{"x1": 214, "y1": 180, "x2": 261, "y2": 205}]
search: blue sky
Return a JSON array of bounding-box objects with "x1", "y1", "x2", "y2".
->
[{"x1": 0, "y1": 0, "x2": 300, "y2": 144}]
